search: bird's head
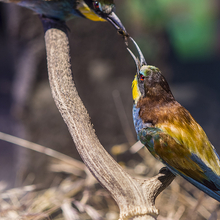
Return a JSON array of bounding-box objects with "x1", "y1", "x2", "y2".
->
[
  {"x1": 128, "y1": 38, "x2": 174, "y2": 105},
  {"x1": 81, "y1": 0, "x2": 128, "y2": 37}
]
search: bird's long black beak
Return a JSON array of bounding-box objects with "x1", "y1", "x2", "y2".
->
[
  {"x1": 129, "y1": 37, "x2": 147, "y2": 66},
  {"x1": 106, "y1": 12, "x2": 129, "y2": 38},
  {"x1": 127, "y1": 37, "x2": 147, "y2": 75}
]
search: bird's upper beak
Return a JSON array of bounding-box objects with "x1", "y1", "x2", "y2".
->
[
  {"x1": 127, "y1": 37, "x2": 147, "y2": 75},
  {"x1": 106, "y1": 12, "x2": 129, "y2": 37}
]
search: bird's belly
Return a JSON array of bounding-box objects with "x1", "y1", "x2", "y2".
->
[{"x1": 133, "y1": 105, "x2": 151, "y2": 134}]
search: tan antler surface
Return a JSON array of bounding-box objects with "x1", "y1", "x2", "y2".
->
[{"x1": 42, "y1": 18, "x2": 175, "y2": 220}]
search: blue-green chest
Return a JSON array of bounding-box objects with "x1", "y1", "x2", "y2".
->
[
  {"x1": 133, "y1": 104, "x2": 156, "y2": 153},
  {"x1": 132, "y1": 105, "x2": 144, "y2": 135}
]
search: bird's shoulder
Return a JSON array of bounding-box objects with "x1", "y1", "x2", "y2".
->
[
  {"x1": 138, "y1": 98, "x2": 191, "y2": 126},
  {"x1": 157, "y1": 107, "x2": 220, "y2": 176}
]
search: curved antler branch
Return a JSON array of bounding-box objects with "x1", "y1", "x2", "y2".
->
[{"x1": 42, "y1": 17, "x2": 175, "y2": 220}]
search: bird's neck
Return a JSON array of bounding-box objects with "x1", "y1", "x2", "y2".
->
[
  {"x1": 135, "y1": 92, "x2": 177, "y2": 126},
  {"x1": 137, "y1": 87, "x2": 175, "y2": 109}
]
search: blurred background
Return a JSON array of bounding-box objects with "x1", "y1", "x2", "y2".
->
[{"x1": 0, "y1": 0, "x2": 220, "y2": 219}]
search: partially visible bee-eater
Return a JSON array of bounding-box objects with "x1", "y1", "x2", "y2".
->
[
  {"x1": 1, "y1": 0, "x2": 128, "y2": 37},
  {"x1": 128, "y1": 37, "x2": 220, "y2": 202}
]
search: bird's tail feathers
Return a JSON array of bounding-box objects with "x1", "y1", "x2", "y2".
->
[{"x1": 167, "y1": 165, "x2": 220, "y2": 202}]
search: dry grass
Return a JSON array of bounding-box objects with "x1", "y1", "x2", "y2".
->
[{"x1": 0, "y1": 132, "x2": 219, "y2": 220}]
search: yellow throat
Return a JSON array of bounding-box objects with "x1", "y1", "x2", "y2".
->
[
  {"x1": 132, "y1": 75, "x2": 141, "y2": 105},
  {"x1": 77, "y1": 2, "x2": 106, "y2": 21}
]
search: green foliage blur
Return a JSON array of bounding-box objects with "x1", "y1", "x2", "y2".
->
[{"x1": 121, "y1": 0, "x2": 218, "y2": 61}]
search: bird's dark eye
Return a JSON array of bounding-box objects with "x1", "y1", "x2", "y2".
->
[
  {"x1": 140, "y1": 74, "x2": 145, "y2": 81},
  {"x1": 93, "y1": 1, "x2": 100, "y2": 10}
]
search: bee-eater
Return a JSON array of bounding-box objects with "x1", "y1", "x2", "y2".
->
[
  {"x1": 128, "y1": 37, "x2": 220, "y2": 202},
  {"x1": 1, "y1": 0, "x2": 128, "y2": 37}
]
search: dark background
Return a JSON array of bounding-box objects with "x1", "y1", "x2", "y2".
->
[{"x1": 0, "y1": 0, "x2": 220, "y2": 189}]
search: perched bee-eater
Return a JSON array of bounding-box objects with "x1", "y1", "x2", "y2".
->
[
  {"x1": 128, "y1": 37, "x2": 220, "y2": 202},
  {"x1": 1, "y1": 0, "x2": 128, "y2": 37}
]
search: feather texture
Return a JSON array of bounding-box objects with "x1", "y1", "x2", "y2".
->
[{"x1": 132, "y1": 64, "x2": 220, "y2": 202}]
